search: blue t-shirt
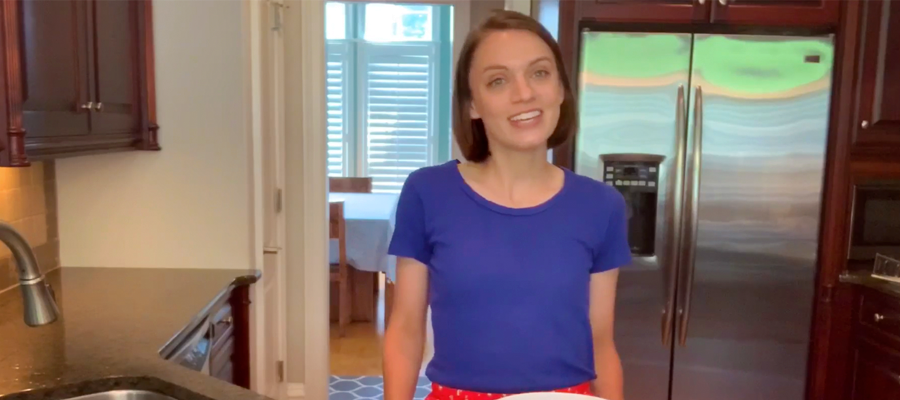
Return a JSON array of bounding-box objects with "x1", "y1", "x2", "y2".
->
[{"x1": 387, "y1": 160, "x2": 632, "y2": 393}]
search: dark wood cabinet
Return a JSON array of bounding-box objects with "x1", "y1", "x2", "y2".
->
[
  {"x1": 848, "y1": 338, "x2": 900, "y2": 400},
  {"x1": 709, "y1": 0, "x2": 838, "y2": 26},
  {"x1": 811, "y1": 0, "x2": 900, "y2": 392},
  {"x1": 845, "y1": 287, "x2": 900, "y2": 400},
  {"x1": 0, "y1": 0, "x2": 158, "y2": 167},
  {"x1": 578, "y1": 0, "x2": 710, "y2": 24},
  {"x1": 92, "y1": 0, "x2": 140, "y2": 137},
  {"x1": 852, "y1": 0, "x2": 900, "y2": 151},
  {"x1": 19, "y1": 0, "x2": 91, "y2": 140},
  {"x1": 160, "y1": 282, "x2": 253, "y2": 390},
  {"x1": 575, "y1": 0, "x2": 838, "y2": 27},
  {"x1": 210, "y1": 284, "x2": 251, "y2": 389}
]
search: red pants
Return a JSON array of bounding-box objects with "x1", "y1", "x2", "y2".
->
[{"x1": 425, "y1": 382, "x2": 594, "y2": 400}]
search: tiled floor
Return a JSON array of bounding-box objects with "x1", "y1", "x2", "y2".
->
[{"x1": 329, "y1": 375, "x2": 432, "y2": 400}]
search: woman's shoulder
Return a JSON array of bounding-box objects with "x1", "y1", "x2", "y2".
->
[
  {"x1": 396, "y1": 161, "x2": 462, "y2": 213},
  {"x1": 394, "y1": 161, "x2": 462, "y2": 223},
  {"x1": 402, "y1": 160, "x2": 461, "y2": 193}
]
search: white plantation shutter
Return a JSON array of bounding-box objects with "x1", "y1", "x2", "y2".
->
[
  {"x1": 361, "y1": 43, "x2": 437, "y2": 193},
  {"x1": 324, "y1": 2, "x2": 450, "y2": 192},
  {"x1": 326, "y1": 41, "x2": 351, "y2": 177}
]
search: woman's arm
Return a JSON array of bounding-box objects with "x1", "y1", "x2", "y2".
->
[
  {"x1": 589, "y1": 268, "x2": 624, "y2": 400},
  {"x1": 383, "y1": 256, "x2": 430, "y2": 400}
]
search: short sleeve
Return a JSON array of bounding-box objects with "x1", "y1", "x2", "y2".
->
[
  {"x1": 388, "y1": 176, "x2": 432, "y2": 265},
  {"x1": 591, "y1": 191, "x2": 632, "y2": 273}
]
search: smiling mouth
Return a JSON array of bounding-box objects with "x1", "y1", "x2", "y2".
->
[{"x1": 509, "y1": 110, "x2": 542, "y2": 122}]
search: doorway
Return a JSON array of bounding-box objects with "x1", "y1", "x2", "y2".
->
[
  {"x1": 282, "y1": 0, "x2": 511, "y2": 399},
  {"x1": 322, "y1": 0, "x2": 452, "y2": 397}
]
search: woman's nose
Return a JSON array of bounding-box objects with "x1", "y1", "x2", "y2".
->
[{"x1": 511, "y1": 75, "x2": 535, "y2": 103}]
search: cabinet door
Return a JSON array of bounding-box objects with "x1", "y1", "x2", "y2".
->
[
  {"x1": 848, "y1": 336, "x2": 900, "y2": 400},
  {"x1": 710, "y1": 0, "x2": 839, "y2": 26},
  {"x1": 20, "y1": 0, "x2": 91, "y2": 138},
  {"x1": 90, "y1": 0, "x2": 138, "y2": 136},
  {"x1": 578, "y1": 0, "x2": 710, "y2": 24},
  {"x1": 853, "y1": 0, "x2": 900, "y2": 149}
]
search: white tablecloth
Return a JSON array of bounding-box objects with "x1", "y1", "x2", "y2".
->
[{"x1": 329, "y1": 193, "x2": 400, "y2": 282}]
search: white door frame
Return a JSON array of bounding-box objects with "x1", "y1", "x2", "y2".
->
[
  {"x1": 283, "y1": 1, "x2": 330, "y2": 399},
  {"x1": 246, "y1": 0, "x2": 289, "y2": 398}
]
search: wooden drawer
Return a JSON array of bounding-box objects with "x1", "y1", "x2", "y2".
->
[
  {"x1": 199, "y1": 284, "x2": 250, "y2": 389},
  {"x1": 858, "y1": 289, "x2": 900, "y2": 344},
  {"x1": 211, "y1": 334, "x2": 235, "y2": 378},
  {"x1": 214, "y1": 360, "x2": 234, "y2": 384},
  {"x1": 847, "y1": 335, "x2": 900, "y2": 400},
  {"x1": 209, "y1": 296, "x2": 235, "y2": 384},
  {"x1": 210, "y1": 303, "x2": 234, "y2": 349}
]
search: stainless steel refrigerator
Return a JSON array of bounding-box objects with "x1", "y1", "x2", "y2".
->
[{"x1": 573, "y1": 31, "x2": 834, "y2": 400}]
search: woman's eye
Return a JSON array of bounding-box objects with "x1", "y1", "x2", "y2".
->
[
  {"x1": 534, "y1": 69, "x2": 550, "y2": 78},
  {"x1": 488, "y1": 78, "x2": 505, "y2": 87}
]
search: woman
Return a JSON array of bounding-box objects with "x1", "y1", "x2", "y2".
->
[{"x1": 384, "y1": 10, "x2": 630, "y2": 400}]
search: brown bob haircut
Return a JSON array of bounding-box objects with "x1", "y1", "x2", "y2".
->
[{"x1": 452, "y1": 10, "x2": 578, "y2": 163}]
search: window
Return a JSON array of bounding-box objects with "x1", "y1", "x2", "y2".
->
[{"x1": 326, "y1": 2, "x2": 454, "y2": 193}]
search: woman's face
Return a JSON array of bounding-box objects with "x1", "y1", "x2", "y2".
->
[{"x1": 467, "y1": 29, "x2": 565, "y2": 156}]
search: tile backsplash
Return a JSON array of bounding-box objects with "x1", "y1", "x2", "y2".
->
[{"x1": 0, "y1": 161, "x2": 59, "y2": 292}]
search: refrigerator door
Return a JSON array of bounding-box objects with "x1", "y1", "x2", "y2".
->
[
  {"x1": 671, "y1": 33, "x2": 834, "y2": 400},
  {"x1": 574, "y1": 31, "x2": 694, "y2": 400}
]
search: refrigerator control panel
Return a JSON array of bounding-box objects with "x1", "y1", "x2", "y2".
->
[
  {"x1": 599, "y1": 154, "x2": 665, "y2": 257},
  {"x1": 602, "y1": 163, "x2": 660, "y2": 192}
]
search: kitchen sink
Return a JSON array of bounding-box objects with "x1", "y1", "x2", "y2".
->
[{"x1": 63, "y1": 390, "x2": 179, "y2": 400}]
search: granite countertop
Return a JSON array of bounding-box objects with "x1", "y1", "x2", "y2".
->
[
  {"x1": 840, "y1": 270, "x2": 900, "y2": 298},
  {"x1": 0, "y1": 267, "x2": 268, "y2": 400}
]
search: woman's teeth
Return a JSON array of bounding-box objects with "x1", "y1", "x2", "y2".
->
[{"x1": 510, "y1": 110, "x2": 542, "y2": 121}]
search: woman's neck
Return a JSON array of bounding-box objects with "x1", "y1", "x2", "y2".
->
[
  {"x1": 461, "y1": 148, "x2": 562, "y2": 208},
  {"x1": 479, "y1": 149, "x2": 553, "y2": 186}
]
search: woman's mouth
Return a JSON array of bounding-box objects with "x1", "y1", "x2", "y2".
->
[{"x1": 508, "y1": 110, "x2": 543, "y2": 128}]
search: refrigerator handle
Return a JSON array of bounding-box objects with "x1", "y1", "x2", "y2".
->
[
  {"x1": 677, "y1": 85, "x2": 704, "y2": 347},
  {"x1": 661, "y1": 84, "x2": 687, "y2": 348}
]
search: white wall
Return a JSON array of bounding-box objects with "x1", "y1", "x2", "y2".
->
[{"x1": 56, "y1": 0, "x2": 252, "y2": 270}]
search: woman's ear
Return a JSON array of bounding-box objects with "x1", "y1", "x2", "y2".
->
[{"x1": 469, "y1": 103, "x2": 481, "y2": 120}]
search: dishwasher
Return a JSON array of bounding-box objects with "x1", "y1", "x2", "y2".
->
[{"x1": 165, "y1": 317, "x2": 212, "y2": 374}]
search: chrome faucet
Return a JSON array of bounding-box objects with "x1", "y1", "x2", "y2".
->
[{"x1": 0, "y1": 221, "x2": 59, "y2": 326}]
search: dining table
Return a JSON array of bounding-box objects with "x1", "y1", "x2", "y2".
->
[{"x1": 328, "y1": 192, "x2": 400, "y2": 322}]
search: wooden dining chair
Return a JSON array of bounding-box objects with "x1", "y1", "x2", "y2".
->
[
  {"x1": 329, "y1": 201, "x2": 351, "y2": 337},
  {"x1": 330, "y1": 176, "x2": 382, "y2": 300},
  {"x1": 329, "y1": 177, "x2": 373, "y2": 193}
]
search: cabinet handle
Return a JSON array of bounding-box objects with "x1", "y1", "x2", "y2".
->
[
  {"x1": 875, "y1": 313, "x2": 884, "y2": 322},
  {"x1": 718, "y1": 0, "x2": 727, "y2": 5},
  {"x1": 698, "y1": 0, "x2": 705, "y2": 4},
  {"x1": 80, "y1": 101, "x2": 94, "y2": 111},
  {"x1": 861, "y1": 120, "x2": 869, "y2": 129},
  {"x1": 94, "y1": 102, "x2": 103, "y2": 112}
]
